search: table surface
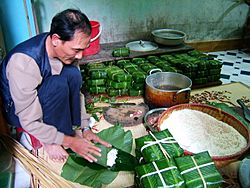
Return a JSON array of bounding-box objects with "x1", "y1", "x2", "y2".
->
[{"x1": 79, "y1": 42, "x2": 193, "y2": 64}]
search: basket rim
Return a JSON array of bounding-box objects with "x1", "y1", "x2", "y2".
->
[{"x1": 157, "y1": 103, "x2": 250, "y2": 161}]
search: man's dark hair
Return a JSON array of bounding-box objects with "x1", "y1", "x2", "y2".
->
[{"x1": 49, "y1": 9, "x2": 92, "y2": 41}]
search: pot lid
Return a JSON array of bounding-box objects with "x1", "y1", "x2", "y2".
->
[{"x1": 126, "y1": 40, "x2": 158, "y2": 52}]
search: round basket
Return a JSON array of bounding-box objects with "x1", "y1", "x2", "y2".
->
[{"x1": 157, "y1": 103, "x2": 250, "y2": 168}]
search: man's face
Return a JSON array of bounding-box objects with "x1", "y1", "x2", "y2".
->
[{"x1": 54, "y1": 31, "x2": 91, "y2": 64}]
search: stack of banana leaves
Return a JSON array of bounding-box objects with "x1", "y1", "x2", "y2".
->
[
  {"x1": 134, "y1": 130, "x2": 223, "y2": 188},
  {"x1": 81, "y1": 49, "x2": 223, "y2": 97},
  {"x1": 61, "y1": 125, "x2": 138, "y2": 188}
]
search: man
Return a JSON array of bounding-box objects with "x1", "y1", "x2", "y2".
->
[{"x1": 0, "y1": 9, "x2": 111, "y2": 162}]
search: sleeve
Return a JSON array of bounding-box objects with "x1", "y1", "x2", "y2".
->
[{"x1": 6, "y1": 53, "x2": 64, "y2": 145}]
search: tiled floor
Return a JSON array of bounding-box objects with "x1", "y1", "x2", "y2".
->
[{"x1": 207, "y1": 50, "x2": 250, "y2": 86}]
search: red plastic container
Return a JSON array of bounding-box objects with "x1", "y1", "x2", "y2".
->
[{"x1": 83, "y1": 20, "x2": 101, "y2": 56}]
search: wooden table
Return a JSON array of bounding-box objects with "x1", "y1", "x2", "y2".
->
[{"x1": 79, "y1": 42, "x2": 193, "y2": 64}]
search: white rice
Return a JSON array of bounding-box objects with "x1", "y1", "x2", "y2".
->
[
  {"x1": 160, "y1": 109, "x2": 247, "y2": 156},
  {"x1": 107, "y1": 148, "x2": 118, "y2": 167}
]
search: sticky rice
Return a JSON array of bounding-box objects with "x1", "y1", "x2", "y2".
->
[
  {"x1": 106, "y1": 148, "x2": 118, "y2": 167},
  {"x1": 160, "y1": 109, "x2": 247, "y2": 156}
]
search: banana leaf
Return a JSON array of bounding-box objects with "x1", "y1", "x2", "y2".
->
[
  {"x1": 85, "y1": 62, "x2": 106, "y2": 70},
  {"x1": 209, "y1": 60, "x2": 223, "y2": 69},
  {"x1": 196, "y1": 70, "x2": 209, "y2": 77},
  {"x1": 61, "y1": 125, "x2": 134, "y2": 188},
  {"x1": 132, "y1": 57, "x2": 149, "y2": 64},
  {"x1": 128, "y1": 89, "x2": 144, "y2": 96},
  {"x1": 175, "y1": 151, "x2": 223, "y2": 188},
  {"x1": 186, "y1": 57, "x2": 198, "y2": 63},
  {"x1": 112, "y1": 47, "x2": 130, "y2": 57},
  {"x1": 161, "y1": 65, "x2": 178, "y2": 73},
  {"x1": 66, "y1": 146, "x2": 137, "y2": 172},
  {"x1": 188, "y1": 50, "x2": 204, "y2": 57},
  {"x1": 123, "y1": 63, "x2": 139, "y2": 70},
  {"x1": 193, "y1": 77, "x2": 208, "y2": 85},
  {"x1": 86, "y1": 79, "x2": 106, "y2": 86},
  {"x1": 196, "y1": 60, "x2": 209, "y2": 70},
  {"x1": 116, "y1": 59, "x2": 131, "y2": 68},
  {"x1": 107, "y1": 66, "x2": 124, "y2": 78},
  {"x1": 146, "y1": 56, "x2": 161, "y2": 63},
  {"x1": 160, "y1": 54, "x2": 176, "y2": 61},
  {"x1": 209, "y1": 68, "x2": 221, "y2": 75},
  {"x1": 108, "y1": 72, "x2": 132, "y2": 82},
  {"x1": 88, "y1": 86, "x2": 106, "y2": 94},
  {"x1": 88, "y1": 69, "x2": 107, "y2": 79},
  {"x1": 132, "y1": 82, "x2": 145, "y2": 90},
  {"x1": 184, "y1": 71, "x2": 196, "y2": 80},
  {"x1": 107, "y1": 80, "x2": 131, "y2": 89},
  {"x1": 135, "y1": 130, "x2": 184, "y2": 163},
  {"x1": 124, "y1": 67, "x2": 139, "y2": 74},
  {"x1": 132, "y1": 72, "x2": 147, "y2": 83},
  {"x1": 140, "y1": 63, "x2": 157, "y2": 73},
  {"x1": 168, "y1": 58, "x2": 182, "y2": 66},
  {"x1": 154, "y1": 60, "x2": 168, "y2": 68},
  {"x1": 208, "y1": 102, "x2": 250, "y2": 130},
  {"x1": 135, "y1": 159, "x2": 185, "y2": 188},
  {"x1": 107, "y1": 88, "x2": 128, "y2": 96}
]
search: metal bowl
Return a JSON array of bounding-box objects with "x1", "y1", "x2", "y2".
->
[
  {"x1": 143, "y1": 108, "x2": 168, "y2": 132},
  {"x1": 151, "y1": 29, "x2": 186, "y2": 46}
]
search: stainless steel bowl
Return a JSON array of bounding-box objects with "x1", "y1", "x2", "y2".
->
[
  {"x1": 144, "y1": 108, "x2": 167, "y2": 132},
  {"x1": 151, "y1": 29, "x2": 186, "y2": 46}
]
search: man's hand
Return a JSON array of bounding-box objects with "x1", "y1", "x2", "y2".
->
[
  {"x1": 63, "y1": 135, "x2": 102, "y2": 163},
  {"x1": 82, "y1": 129, "x2": 112, "y2": 148}
]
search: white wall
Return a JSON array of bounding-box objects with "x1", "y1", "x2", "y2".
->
[{"x1": 33, "y1": 0, "x2": 249, "y2": 44}]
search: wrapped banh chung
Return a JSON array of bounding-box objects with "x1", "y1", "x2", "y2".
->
[
  {"x1": 135, "y1": 130, "x2": 184, "y2": 163},
  {"x1": 175, "y1": 151, "x2": 224, "y2": 188},
  {"x1": 135, "y1": 158, "x2": 185, "y2": 188}
]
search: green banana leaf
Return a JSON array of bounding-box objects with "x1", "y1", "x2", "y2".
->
[
  {"x1": 135, "y1": 129, "x2": 184, "y2": 163},
  {"x1": 61, "y1": 156, "x2": 116, "y2": 187},
  {"x1": 175, "y1": 151, "x2": 223, "y2": 188},
  {"x1": 208, "y1": 102, "x2": 250, "y2": 130},
  {"x1": 61, "y1": 125, "x2": 133, "y2": 188},
  {"x1": 135, "y1": 159, "x2": 185, "y2": 188}
]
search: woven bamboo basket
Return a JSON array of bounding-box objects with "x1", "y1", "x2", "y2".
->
[{"x1": 157, "y1": 103, "x2": 250, "y2": 168}]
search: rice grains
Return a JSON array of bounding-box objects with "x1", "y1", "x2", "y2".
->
[{"x1": 160, "y1": 109, "x2": 247, "y2": 156}]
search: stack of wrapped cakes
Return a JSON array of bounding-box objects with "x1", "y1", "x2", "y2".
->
[
  {"x1": 134, "y1": 130, "x2": 224, "y2": 188},
  {"x1": 81, "y1": 50, "x2": 223, "y2": 97}
]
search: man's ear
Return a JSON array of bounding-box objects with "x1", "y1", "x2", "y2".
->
[{"x1": 51, "y1": 34, "x2": 61, "y2": 47}]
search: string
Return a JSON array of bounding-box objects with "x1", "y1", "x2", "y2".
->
[
  {"x1": 148, "y1": 131, "x2": 171, "y2": 159},
  {"x1": 191, "y1": 156, "x2": 207, "y2": 188}
]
